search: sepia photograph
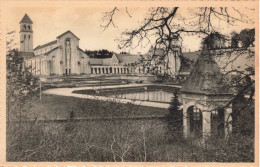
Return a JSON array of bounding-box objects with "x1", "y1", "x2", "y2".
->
[{"x1": 1, "y1": 1, "x2": 259, "y2": 164}]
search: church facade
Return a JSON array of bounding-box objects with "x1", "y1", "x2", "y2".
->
[{"x1": 20, "y1": 14, "x2": 91, "y2": 76}]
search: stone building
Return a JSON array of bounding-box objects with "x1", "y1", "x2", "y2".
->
[
  {"x1": 89, "y1": 46, "x2": 182, "y2": 76},
  {"x1": 20, "y1": 14, "x2": 91, "y2": 76},
  {"x1": 89, "y1": 53, "x2": 140, "y2": 75},
  {"x1": 180, "y1": 50, "x2": 234, "y2": 139},
  {"x1": 20, "y1": 14, "x2": 33, "y2": 53},
  {"x1": 18, "y1": 13, "x2": 204, "y2": 78}
]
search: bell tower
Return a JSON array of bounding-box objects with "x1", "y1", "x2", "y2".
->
[{"x1": 20, "y1": 14, "x2": 33, "y2": 52}]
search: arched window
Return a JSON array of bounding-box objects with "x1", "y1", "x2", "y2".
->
[
  {"x1": 211, "y1": 109, "x2": 225, "y2": 137},
  {"x1": 188, "y1": 106, "x2": 202, "y2": 137},
  {"x1": 24, "y1": 34, "x2": 26, "y2": 39},
  {"x1": 24, "y1": 24, "x2": 26, "y2": 29},
  {"x1": 193, "y1": 106, "x2": 201, "y2": 121},
  {"x1": 28, "y1": 25, "x2": 31, "y2": 30},
  {"x1": 28, "y1": 35, "x2": 30, "y2": 39}
]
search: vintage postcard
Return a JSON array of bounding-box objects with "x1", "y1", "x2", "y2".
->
[{"x1": 0, "y1": 0, "x2": 259, "y2": 166}]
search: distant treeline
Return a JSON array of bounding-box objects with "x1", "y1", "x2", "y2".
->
[
  {"x1": 84, "y1": 49, "x2": 114, "y2": 59},
  {"x1": 84, "y1": 49, "x2": 129, "y2": 59}
]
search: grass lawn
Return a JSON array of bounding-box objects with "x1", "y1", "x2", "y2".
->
[
  {"x1": 27, "y1": 93, "x2": 169, "y2": 120},
  {"x1": 7, "y1": 91, "x2": 254, "y2": 162}
]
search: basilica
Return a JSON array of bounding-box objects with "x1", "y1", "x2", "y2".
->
[
  {"x1": 20, "y1": 14, "x2": 91, "y2": 76},
  {"x1": 19, "y1": 14, "x2": 182, "y2": 77}
]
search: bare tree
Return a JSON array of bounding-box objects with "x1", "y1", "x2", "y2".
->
[{"x1": 101, "y1": 7, "x2": 254, "y2": 74}]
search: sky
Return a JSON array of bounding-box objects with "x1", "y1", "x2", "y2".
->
[{"x1": 5, "y1": 6, "x2": 256, "y2": 54}]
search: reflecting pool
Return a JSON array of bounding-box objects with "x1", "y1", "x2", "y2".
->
[{"x1": 108, "y1": 90, "x2": 173, "y2": 103}]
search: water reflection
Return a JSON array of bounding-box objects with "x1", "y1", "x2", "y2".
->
[{"x1": 109, "y1": 90, "x2": 173, "y2": 103}]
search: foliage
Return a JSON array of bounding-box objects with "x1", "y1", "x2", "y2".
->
[
  {"x1": 85, "y1": 49, "x2": 114, "y2": 58},
  {"x1": 168, "y1": 91, "x2": 182, "y2": 116},
  {"x1": 6, "y1": 49, "x2": 39, "y2": 123},
  {"x1": 101, "y1": 7, "x2": 254, "y2": 74},
  {"x1": 167, "y1": 91, "x2": 183, "y2": 141},
  {"x1": 201, "y1": 32, "x2": 227, "y2": 50},
  {"x1": 239, "y1": 28, "x2": 255, "y2": 47},
  {"x1": 231, "y1": 28, "x2": 255, "y2": 48},
  {"x1": 6, "y1": 90, "x2": 255, "y2": 162},
  {"x1": 232, "y1": 94, "x2": 255, "y2": 136},
  {"x1": 179, "y1": 53, "x2": 194, "y2": 72},
  {"x1": 231, "y1": 31, "x2": 240, "y2": 48}
]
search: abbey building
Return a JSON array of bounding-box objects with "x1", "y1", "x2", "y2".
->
[
  {"x1": 19, "y1": 14, "x2": 182, "y2": 77},
  {"x1": 20, "y1": 14, "x2": 91, "y2": 76}
]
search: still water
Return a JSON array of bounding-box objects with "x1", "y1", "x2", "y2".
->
[{"x1": 109, "y1": 90, "x2": 173, "y2": 103}]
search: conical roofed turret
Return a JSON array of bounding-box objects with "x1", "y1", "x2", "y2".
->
[
  {"x1": 20, "y1": 13, "x2": 33, "y2": 24},
  {"x1": 180, "y1": 49, "x2": 233, "y2": 95}
]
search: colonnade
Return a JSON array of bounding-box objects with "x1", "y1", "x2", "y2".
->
[
  {"x1": 26, "y1": 58, "x2": 52, "y2": 76},
  {"x1": 91, "y1": 66, "x2": 135, "y2": 74},
  {"x1": 182, "y1": 101, "x2": 233, "y2": 139},
  {"x1": 90, "y1": 65, "x2": 166, "y2": 75}
]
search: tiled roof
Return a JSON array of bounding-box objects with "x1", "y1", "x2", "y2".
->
[
  {"x1": 20, "y1": 14, "x2": 33, "y2": 24},
  {"x1": 115, "y1": 54, "x2": 140, "y2": 64},
  {"x1": 89, "y1": 58, "x2": 106, "y2": 65},
  {"x1": 56, "y1": 30, "x2": 80, "y2": 40},
  {"x1": 149, "y1": 48, "x2": 165, "y2": 56},
  {"x1": 78, "y1": 48, "x2": 85, "y2": 53},
  {"x1": 90, "y1": 58, "x2": 112, "y2": 66},
  {"x1": 148, "y1": 46, "x2": 165, "y2": 56},
  {"x1": 180, "y1": 50, "x2": 233, "y2": 95},
  {"x1": 102, "y1": 58, "x2": 112, "y2": 65},
  {"x1": 34, "y1": 40, "x2": 57, "y2": 51},
  {"x1": 44, "y1": 47, "x2": 59, "y2": 55}
]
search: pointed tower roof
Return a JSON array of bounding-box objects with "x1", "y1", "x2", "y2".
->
[
  {"x1": 180, "y1": 50, "x2": 233, "y2": 95},
  {"x1": 56, "y1": 30, "x2": 80, "y2": 40},
  {"x1": 20, "y1": 14, "x2": 33, "y2": 24}
]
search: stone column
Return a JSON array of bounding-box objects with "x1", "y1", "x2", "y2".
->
[
  {"x1": 183, "y1": 104, "x2": 190, "y2": 138},
  {"x1": 34, "y1": 59, "x2": 37, "y2": 75},
  {"x1": 225, "y1": 106, "x2": 232, "y2": 137},
  {"x1": 46, "y1": 60, "x2": 49, "y2": 76},
  {"x1": 39, "y1": 59, "x2": 41, "y2": 75},
  {"x1": 202, "y1": 111, "x2": 211, "y2": 139},
  {"x1": 44, "y1": 60, "x2": 47, "y2": 76}
]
